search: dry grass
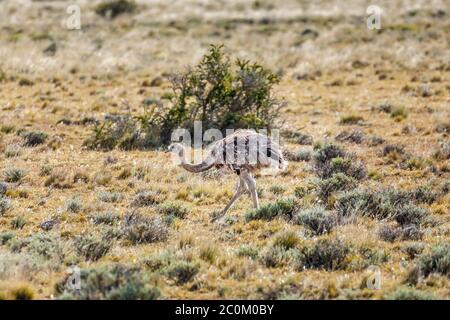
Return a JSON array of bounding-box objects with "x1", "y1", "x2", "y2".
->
[{"x1": 0, "y1": 0, "x2": 448, "y2": 300}]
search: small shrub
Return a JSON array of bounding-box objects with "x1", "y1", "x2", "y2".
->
[
  {"x1": 0, "y1": 196, "x2": 12, "y2": 216},
  {"x1": 45, "y1": 170, "x2": 72, "y2": 189},
  {"x1": 0, "y1": 231, "x2": 14, "y2": 245},
  {"x1": 260, "y1": 246, "x2": 297, "y2": 268},
  {"x1": 378, "y1": 224, "x2": 423, "y2": 242},
  {"x1": 40, "y1": 164, "x2": 53, "y2": 176},
  {"x1": 402, "y1": 243, "x2": 425, "y2": 260},
  {"x1": 165, "y1": 262, "x2": 199, "y2": 285},
  {"x1": 12, "y1": 286, "x2": 35, "y2": 300},
  {"x1": 91, "y1": 211, "x2": 120, "y2": 225},
  {"x1": 73, "y1": 235, "x2": 112, "y2": 261},
  {"x1": 390, "y1": 106, "x2": 408, "y2": 120},
  {"x1": 56, "y1": 265, "x2": 160, "y2": 300},
  {"x1": 23, "y1": 131, "x2": 48, "y2": 147},
  {"x1": 385, "y1": 287, "x2": 436, "y2": 300},
  {"x1": 269, "y1": 184, "x2": 285, "y2": 195},
  {"x1": 98, "y1": 191, "x2": 123, "y2": 203},
  {"x1": 339, "y1": 115, "x2": 364, "y2": 125},
  {"x1": 0, "y1": 182, "x2": 7, "y2": 195},
  {"x1": 5, "y1": 144, "x2": 22, "y2": 158},
  {"x1": 0, "y1": 124, "x2": 15, "y2": 134},
  {"x1": 293, "y1": 186, "x2": 307, "y2": 198},
  {"x1": 394, "y1": 204, "x2": 429, "y2": 226},
  {"x1": 11, "y1": 216, "x2": 26, "y2": 229},
  {"x1": 95, "y1": 0, "x2": 137, "y2": 18},
  {"x1": 236, "y1": 245, "x2": 259, "y2": 260},
  {"x1": 313, "y1": 143, "x2": 366, "y2": 180},
  {"x1": 293, "y1": 206, "x2": 336, "y2": 235},
  {"x1": 123, "y1": 212, "x2": 168, "y2": 244},
  {"x1": 382, "y1": 144, "x2": 405, "y2": 157},
  {"x1": 272, "y1": 231, "x2": 300, "y2": 250},
  {"x1": 294, "y1": 239, "x2": 350, "y2": 271},
  {"x1": 4, "y1": 168, "x2": 26, "y2": 183},
  {"x1": 199, "y1": 245, "x2": 218, "y2": 264},
  {"x1": 284, "y1": 131, "x2": 313, "y2": 145},
  {"x1": 315, "y1": 173, "x2": 357, "y2": 200},
  {"x1": 413, "y1": 243, "x2": 450, "y2": 278},
  {"x1": 157, "y1": 201, "x2": 188, "y2": 219},
  {"x1": 245, "y1": 198, "x2": 297, "y2": 221},
  {"x1": 11, "y1": 233, "x2": 64, "y2": 262},
  {"x1": 131, "y1": 191, "x2": 165, "y2": 207},
  {"x1": 335, "y1": 130, "x2": 365, "y2": 144},
  {"x1": 66, "y1": 197, "x2": 82, "y2": 213}
]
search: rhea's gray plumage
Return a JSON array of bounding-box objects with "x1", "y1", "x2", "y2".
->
[{"x1": 168, "y1": 130, "x2": 288, "y2": 220}]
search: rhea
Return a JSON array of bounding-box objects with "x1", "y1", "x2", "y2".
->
[{"x1": 168, "y1": 130, "x2": 287, "y2": 220}]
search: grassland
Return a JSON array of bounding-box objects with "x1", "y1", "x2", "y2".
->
[{"x1": 0, "y1": 0, "x2": 449, "y2": 299}]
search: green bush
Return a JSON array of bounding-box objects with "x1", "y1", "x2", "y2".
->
[
  {"x1": 56, "y1": 265, "x2": 160, "y2": 300},
  {"x1": 245, "y1": 198, "x2": 297, "y2": 221},
  {"x1": 84, "y1": 45, "x2": 283, "y2": 149},
  {"x1": 315, "y1": 173, "x2": 357, "y2": 200},
  {"x1": 161, "y1": 44, "x2": 282, "y2": 144},
  {"x1": 293, "y1": 206, "x2": 336, "y2": 235},
  {"x1": 91, "y1": 211, "x2": 120, "y2": 225},
  {"x1": 294, "y1": 239, "x2": 350, "y2": 271},
  {"x1": 313, "y1": 143, "x2": 366, "y2": 180},
  {"x1": 413, "y1": 243, "x2": 450, "y2": 278}
]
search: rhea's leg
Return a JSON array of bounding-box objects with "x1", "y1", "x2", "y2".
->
[
  {"x1": 242, "y1": 171, "x2": 259, "y2": 209},
  {"x1": 212, "y1": 177, "x2": 245, "y2": 221}
]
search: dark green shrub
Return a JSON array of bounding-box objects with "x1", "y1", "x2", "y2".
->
[
  {"x1": 160, "y1": 44, "x2": 283, "y2": 145},
  {"x1": 245, "y1": 198, "x2": 297, "y2": 221},
  {"x1": 293, "y1": 206, "x2": 336, "y2": 235},
  {"x1": 56, "y1": 265, "x2": 160, "y2": 300},
  {"x1": 0, "y1": 231, "x2": 14, "y2": 245},
  {"x1": 84, "y1": 45, "x2": 283, "y2": 149},
  {"x1": 23, "y1": 131, "x2": 48, "y2": 147},
  {"x1": 95, "y1": 0, "x2": 137, "y2": 18}
]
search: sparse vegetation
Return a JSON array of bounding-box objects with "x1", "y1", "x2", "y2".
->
[{"x1": 0, "y1": 0, "x2": 448, "y2": 300}]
